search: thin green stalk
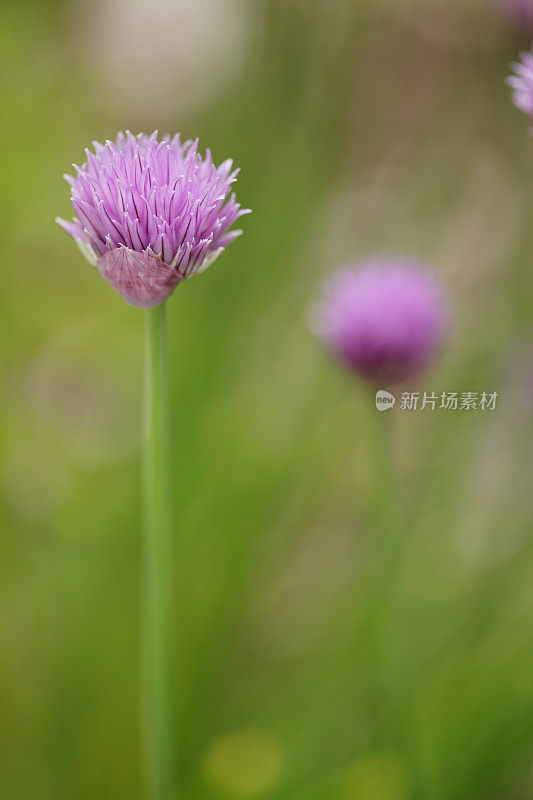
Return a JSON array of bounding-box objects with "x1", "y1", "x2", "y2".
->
[
  {"x1": 142, "y1": 304, "x2": 174, "y2": 800},
  {"x1": 373, "y1": 407, "x2": 396, "y2": 562},
  {"x1": 368, "y1": 399, "x2": 403, "y2": 737}
]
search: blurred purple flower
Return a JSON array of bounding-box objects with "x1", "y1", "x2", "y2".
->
[
  {"x1": 495, "y1": 0, "x2": 533, "y2": 35},
  {"x1": 57, "y1": 131, "x2": 249, "y2": 308},
  {"x1": 310, "y1": 258, "x2": 448, "y2": 385},
  {"x1": 507, "y1": 48, "x2": 533, "y2": 120}
]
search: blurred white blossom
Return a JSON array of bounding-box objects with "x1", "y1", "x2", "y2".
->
[{"x1": 74, "y1": 0, "x2": 252, "y2": 119}]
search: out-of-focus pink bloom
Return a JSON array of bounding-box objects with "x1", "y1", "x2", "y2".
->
[
  {"x1": 495, "y1": 0, "x2": 533, "y2": 35},
  {"x1": 310, "y1": 258, "x2": 448, "y2": 385},
  {"x1": 57, "y1": 131, "x2": 249, "y2": 308},
  {"x1": 507, "y1": 48, "x2": 533, "y2": 120}
]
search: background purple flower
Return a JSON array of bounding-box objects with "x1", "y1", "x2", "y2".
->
[
  {"x1": 310, "y1": 258, "x2": 448, "y2": 386},
  {"x1": 507, "y1": 48, "x2": 533, "y2": 120},
  {"x1": 495, "y1": 0, "x2": 533, "y2": 35},
  {"x1": 57, "y1": 131, "x2": 249, "y2": 308}
]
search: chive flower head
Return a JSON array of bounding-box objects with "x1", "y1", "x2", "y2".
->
[
  {"x1": 496, "y1": 0, "x2": 533, "y2": 35},
  {"x1": 57, "y1": 131, "x2": 249, "y2": 307},
  {"x1": 508, "y1": 47, "x2": 533, "y2": 121},
  {"x1": 310, "y1": 258, "x2": 448, "y2": 385}
]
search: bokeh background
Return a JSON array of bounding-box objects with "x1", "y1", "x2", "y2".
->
[{"x1": 1, "y1": 0, "x2": 533, "y2": 798}]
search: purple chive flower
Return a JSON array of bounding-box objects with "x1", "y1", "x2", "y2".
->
[
  {"x1": 495, "y1": 0, "x2": 533, "y2": 34},
  {"x1": 56, "y1": 131, "x2": 249, "y2": 308},
  {"x1": 507, "y1": 48, "x2": 533, "y2": 120},
  {"x1": 310, "y1": 258, "x2": 448, "y2": 386}
]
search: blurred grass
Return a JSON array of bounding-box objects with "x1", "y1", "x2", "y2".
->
[{"x1": 1, "y1": 0, "x2": 532, "y2": 798}]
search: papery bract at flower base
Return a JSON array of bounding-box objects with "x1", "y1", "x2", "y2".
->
[
  {"x1": 310, "y1": 258, "x2": 448, "y2": 386},
  {"x1": 97, "y1": 247, "x2": 183, "y2": 309},
  {"x1": 57, "y1": 131, "x2": 249, "y2": 308}
]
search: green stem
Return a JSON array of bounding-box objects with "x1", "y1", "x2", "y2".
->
[
  {"x1": 369, "y1": 399, "x2": 401, "y2": 735},
  {"x1": 142, "y1": 304, "x2": 174, "y2": 800},
  {"x1": 373, "y1": 407, "x2": 396, "y2": 566}
]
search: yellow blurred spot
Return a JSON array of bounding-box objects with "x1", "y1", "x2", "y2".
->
[
  {"x1": 204, "y1": 730, "x2": 285, "y2": 798},
  {"x1": 340, "y1": 750, "x2": 407, "y2": 800}
]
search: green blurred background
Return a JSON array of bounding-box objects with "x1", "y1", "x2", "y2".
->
[{"x1": 1, "y1": 0, "x2": 532, "y2": 798}]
